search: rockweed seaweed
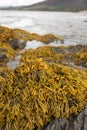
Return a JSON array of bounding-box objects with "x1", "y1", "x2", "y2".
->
[
  {"x1": 74, "y1": 50, "x2": 87, "y2": 67},
  {"x1": 0, "y1": 26, "x2": 64, "y2": 44},
  {"x1": 0, "y1": 59, "x2": 87, "y2": 130},
  {"x1": 0, "y1": 42, "x2": 16, "y2": 66},
  {"x1": 21, "y1": 45, "x2": 87, "y2": 68},
  {"x1": 0, "y1": 26, "x2": 87, "y2": 130}
]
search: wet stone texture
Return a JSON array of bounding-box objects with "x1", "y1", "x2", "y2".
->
[
  {"x1": 10, "y1": 39, "x2": 27, "y2": 49},
  {"x1": 0, "y1": 54, "x2": 8, "y2": 65},
  {"x1": 42, "y1": 104, "x2": 87, "y2": 130}
]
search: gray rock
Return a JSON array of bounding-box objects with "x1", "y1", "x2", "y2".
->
[
  {"x1": 7, "y1": 60, "x2": 20, "y2": 69},
  {"x1": 42, "y1": 104, "x2": 87, "y2": 130},
  {"x1": 0, "y1": 48, "x2": 7, "y2": 53},
  {"x1": 0, "y1": 54, "x2": 7, "y2": 62},
  {"x1": 10, "y1": 39, "x2": 26, "y2": 49},
  {"x1": 61, "y1": 40, "x2": 64, "y2": 44}
]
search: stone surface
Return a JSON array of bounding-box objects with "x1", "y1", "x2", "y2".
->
[
  {"x1": 10, "y1": 39, "x2": 26, "y2": 49},
  {"x1": 7, "y1": 60, "x2": 20, "y2": 69},
  {"x1": 42, "y1": 104, "x2": 87, "y2": 130},
  {"x1": 0, "y1": 54, "x2": 8, "y2": 62}
]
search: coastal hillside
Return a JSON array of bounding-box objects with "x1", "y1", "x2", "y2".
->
[
  {"x1": 21, "y1": 0, "x2": 87, "y2": 11},
  {"x1": 34, "y1": 0, "x2": 87, "y2": 7},
  {"x1": 1, "y1": 0, "x2": 87, "y2": 11}
]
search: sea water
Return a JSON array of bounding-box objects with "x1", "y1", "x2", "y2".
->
[{"x1": 0, "y1": 10, "x2": 87, "y2": 48}]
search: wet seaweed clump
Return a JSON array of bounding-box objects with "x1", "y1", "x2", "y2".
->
[
  {"x1": 21, "y1": 44, "x2": 87, "y2": 68},
  {"x1": 0, "y1": 26, "x2": 87, "y2": 130},
  {"x1": 38, "y1": 34, "x2": 64, "y2": 44},
  {"x1": 0, "y1": 42, "x2": 16, "y2": 66},
  {"x1": 0, "y1": 26, "x2": 64, "y2": 45},
  {"x1": 74, "y1": 50, "x2": 87, "y2": 67},
  {"x1": 0, "y1": 58, "x2": 87, "y2": 130},
  {"x1": 0, "y1": 26, "x2": 12, "y2": 43},
  {"x1": 21, "y1": 46, "x2": 63, "y2": 64}
]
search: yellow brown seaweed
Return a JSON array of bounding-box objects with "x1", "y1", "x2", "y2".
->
[
  {"x1": 0, "y1": 59, "x2": 87, "y2": 130},
  {"x1": 0, "y1": 26, "x2": 87, "y2": 130},
  {"x1": 0, "y1": 26, "x2": 64, "y2": 44},
  {"x1": 21, "y1": 45, "x2": 87, "y2": 68},
  {"x1": 74, "y1": 50, "x2": 87, "y2": 66},
  {"x1": 0, "y1": 42, "x2": 16, "y2": 66}
]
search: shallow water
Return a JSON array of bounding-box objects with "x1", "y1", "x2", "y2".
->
[{"x1": 0, "y1": 10, "x2": 87, "y2": 47}]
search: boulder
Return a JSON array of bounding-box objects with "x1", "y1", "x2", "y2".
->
[
  {"x1": 42, "y1": 104, "x2": 87, "y2": 130},
  {"x1": 0, "y1": 54, "x2": 8, "y2": 62},
  {"x1": 10, "y1": 39, "x2": 26, "y2": 49}
]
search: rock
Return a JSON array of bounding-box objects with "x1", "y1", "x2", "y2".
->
[
  {"x1": 7, "y1": 60, "x2": 20, "y2": 69},
  {"x1": 61, "y1": 40, "x2": 64, "y2": 44},
  {"x1": 0, "y1": 54, "x2": 8, "y2": 62},
  {"x1": 82, "y1": 62, "x2": 87, "y2": 68},
  {"x1": 0, "y1": 54, "x2": 8, "y2": 66},
  {"x1": 42, "y1": 104, "x2": 87, "y2": 130},
  {"x1": 10, "y1": 39, "x2": 26, "y2": 49},
  {"x1": 0, "y1": 48, "x2": 7, "y2": 53}
]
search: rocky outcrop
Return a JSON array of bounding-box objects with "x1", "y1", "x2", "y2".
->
[
  {"x1": 42, "y1": 104, "x2": 87, "y2": 130},
  {"x1": 0, "y1": 54, "x2": 8, "y2": 65},
  {"x1": 10, "y1": 39, "x2": 26, "y2": 49}
]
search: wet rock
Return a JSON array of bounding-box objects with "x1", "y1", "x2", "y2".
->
[
  {"x1": 68, "y1": 45, "x2": 87, "y2": 54},
  {"x1": 61, "y1": 40, "x2": 64, "y2": 44},
  {"x1": 0, "y1": 54, "x2": 8, "y2": 62},
  {"x1": 52, "y1": 45, "x2": 87, "y2": 55},
  {"x1": 76, "y1": 62, "x2": 87, "y2": 68},
  {"x1": 42, "y1": 118, "x2": 69, "y2": 130},
  {"x1": 0, "y1": 48, "x2": 7, "y2": 53},
  {"x1": 81, "y1": 62, "x2": 87, "y2": 68},
  {"x1": 10, "y1": 39, "x2": 26, "y2": 49},
  {"x1": 7, "y1": 55, "x2": 21, "y2": 69},
  {"x1": 42, "y1": 104, "x2": 87, "y2": 130},
  {"x1": 7, "y1": 60, "x2": 20, "y2": 69},
  {"x1": 84, "y1": 20, "x2": 87, "y2": 23},
  {"x1": 52, "y1": 47, "x2": 66, "y2": 54}
]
